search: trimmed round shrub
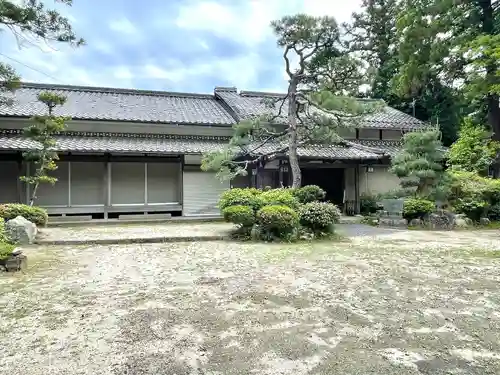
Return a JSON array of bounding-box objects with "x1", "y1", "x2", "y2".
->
[
  {"x1": 299, "y1": 202, "x2": 340, "y2": 234},
  {"x1": 403, "y1": 198, "x2": 435, "y2": 221},
  {"x1": 222, "y1": 205, "x2": 255, "y2": 227},
  {"x1": 260, "y1": 188, "x2": 299, "y2": 209},
  {"x1": 293, "y1": 185, "x2": 326, "y2": 204},
  {"x1": 0, "y1": 204, "x2": 48, "y2": 226},
  {"x1": 219, "y1": 188, "x2": 264, "y2": 212},
  {"x1": 256, "y1": 205, "x2": 299, "y2": 241}
]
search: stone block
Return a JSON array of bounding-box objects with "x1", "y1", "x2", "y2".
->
[
  {"x1": 4, "y1": 254, "x2": 27, "y2": 272},
  {"x1": 5, "y1": 216, "x2": 37, "y2": 244},
  {"x1": 480, "y1": 217, "x2": 491, "y2": 226}
]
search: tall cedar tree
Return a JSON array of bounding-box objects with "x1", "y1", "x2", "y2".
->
[
  {"x1": 202, "y1": 15, "x2": 382, "y2": 188},
  {"x1": 390, "y1": 129, "x2": 446, "y2": 196},
  {"x1": 394, "y1": 0, "x2": 499, "y2": 142},
  {"x1": 0, "y1": 0, "x2": 84, "y2": 102},
  {"x1": 21, "y1": 92, "x2": 68, "y2": 206},
  {"x1": 345, "y1": 0, "x2": 400, "y2": 102},
  {"x1": 347, "y1": 0, "x2": 462, "y2": 145}
]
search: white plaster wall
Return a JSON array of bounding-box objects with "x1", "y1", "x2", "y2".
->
[
  {"x1": 381, "y1": 129, "x2": 403, "y2": 140},
  {"x1": 358, "y1": 129, "x2": 380, "y2": 139},
  {"x1": 359, "y1": 166, "x2": 401, "y2": 195}
]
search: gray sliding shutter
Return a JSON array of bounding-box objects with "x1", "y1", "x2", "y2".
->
[
  {"x1": 0, "y1": 161, "x2": 19, "y2": 203},
  {"x1": 183, "y1": 170, "x2": 229, "y2": 216}
]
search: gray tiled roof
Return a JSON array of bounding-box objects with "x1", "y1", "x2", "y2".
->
[
  {"x1": 0, "y1": 132, "x2": 392, "y2": 160},
  {"x1": 354, "y1": 139, "x2": 402, "y2": 157},
  {"x1": 243, "y1": 140, "x2": 384, "y2": 160},
  {"x1": 0, "y1": 83, "x2": 236, "y2": 125},
  {"x1": 0, "y1": 134, "x2": 228, "y2": 154},
  {"x1": 215, "y1": 89, "x2": 424, "y2": 130}
]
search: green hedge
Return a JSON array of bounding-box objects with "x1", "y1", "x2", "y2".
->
[
  {"x1": 219, "y1": 188, "x2": 264, "y2": 212},
  {"x1": 222, "y1": 205, "x2": 255, "y2": 227},
  {"x1": 0, "y1": 204, "x2": 48, "y2": 227},
  {"x1": 403, "y1": 198, "x2": 435, "y2": 221},
  {"x1": 260, "y1": 189, "x2": 299, "y2": 209},
  {"x1": 299, "y1": 202, "x2": 340, "y2": 235},
  {"x1": 256, "y1": 205, "x2": 299, "y2": 241},
  {"x1": 447, "y1": 171, "x2": 500, "y2": 221},
  {"x1": 292, "y1": 185, "x2": 326, "y2": 204},
  {"x1": 0, "y1": 241, "x2": 15, "y2": 261},
  {"x1": 0, "y1": 218, "x2": 7, "y2": 243}
]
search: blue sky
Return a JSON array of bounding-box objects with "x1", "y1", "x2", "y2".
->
[{"x1": 3, "y1": 0, "x2": 362, "y2": 94}]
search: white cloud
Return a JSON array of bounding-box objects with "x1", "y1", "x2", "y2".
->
[
  {"x1": 109, "y1": 17, "x2": 138, "y2": 35},
  {"x1": 143, "y1": 64, "x2": 171, "y2": 80},
  {"x1": 175, "y1": 0, "x2": 362, "y2": 47},
  {"x1": 114, "y1": 66, "x2": 134, "y2": 80},
  {"x1": 174, "y1": 0, "x2": 363, "y2": 90}
]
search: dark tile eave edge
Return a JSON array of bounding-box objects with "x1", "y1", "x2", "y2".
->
[
  {"x1": 0, "y1": 115, "x2": 236, "y2": 127},
  {"x1": 0, "y1": 146, "x2": 219, "y2": 155}
]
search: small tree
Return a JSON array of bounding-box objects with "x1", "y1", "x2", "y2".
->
[
  {"x1": 447, "y1": 118, "x2": 500, "y2": 176},
  {"x1": 21, "y1": 92, "x2": 68, "y2": 206},
  {"x1": 390, "y1": 128, "x2": 445, "y2": 197},
  {"x1": 202, "y1": 14, "x2": 382, "y2": 187}
]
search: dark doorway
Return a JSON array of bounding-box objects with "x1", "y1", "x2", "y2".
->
[{"x1": 302, "y1": 167, "x2": 345, "y2": 205}]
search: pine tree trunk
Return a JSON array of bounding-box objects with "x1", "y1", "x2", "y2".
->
[
  {"x1": 287, "y1": 78, "x2": 302, "y2": 188},
  {"x1": 29, "y1": 182, "x2": 39, "y2": 207}
]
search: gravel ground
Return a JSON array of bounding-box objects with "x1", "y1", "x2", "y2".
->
[
  {"x1": 1, "y1": 229, "x2": 500, "y2": 374},
  {"x1": 37, "y1": 222, "x2": 235, "y2": 243}
]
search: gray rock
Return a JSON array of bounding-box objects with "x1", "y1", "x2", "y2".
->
[
  {"x1": 429, "y1": 213, "x2": 451, "y2": 230},
  {"x1": 409, "y1": 218, "x2": 423, "y2": 226},
  {"x1": 379, "y1": 217, "x2": 407, "y2": 227},
  {"x1": 4, "y1": 254, "x2": 27, "y2": 272},
  {"x1": 5, "y1": 216, "x2": 37, "y2": 245},
  {"x1": 454, "y1": 217, "x2": 470, "y2": 228},
  {"x1": 480, "y1": 217, "x2": 491, "y2": 226},
  {"x1": 11, "y1": 248, "x2": 22, "y2": 256}
]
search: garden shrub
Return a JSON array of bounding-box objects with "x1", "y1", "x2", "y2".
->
[
  {"x1": 488, "y1": 203, "x2": 500, "y2": 221},
  {"x1": 0, "y1": 218, "x2": 6, "y2": 243},
  {"x1": 299, "y1": 202, "x2": 340, "y2": 235},
  {"x1": 292, "y1": 185, "x2": 326, "y2": 203},
  {"x1": 454, "y1": 197, "x2": 488, "y2": 222},
  {"x1": 218, "y1": 188, "x2": 264, "y2": 212},
  {"x1": 0, "y1": 204, "x2": 48, "y2": 226},
  {"x1": 222, "y1": 205, "x2": 255, "y2": 227},
  {"x1": 260, "y1": 188, "x2": 299, "y2": 209},
  {"x1": 447, "y1": 171, "x2": 498, "y2": 220},
  {"x1": 0, "y1": 242, "x2": 15, "y2": 261},
  {"x1": 256, "y1": 205, "x2": 299, "y2": 241},
  {"x1": 360, "y1": 193, "x2": 379, "y2": 214},
  {"x1": 403, "y1": 198, "x2": 435, "y2": 221}
]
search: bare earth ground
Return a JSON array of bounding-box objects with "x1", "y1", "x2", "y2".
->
[{"x1": 1, "y1": 228, "x2": 500, "y2": 374}]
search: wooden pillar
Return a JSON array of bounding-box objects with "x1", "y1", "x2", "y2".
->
[
  {"x1": 104, "y1": 154, "x2": 111, "y2": 220},
  {"x1": 278, "y1": 160, "x2": 284, "y2": 188},
  {"x1": 16, "y1": 154, "x2": 23, "y2": 203},
  {"x1": 354, "y1": 164, "x2": 360, "y2": 214}
]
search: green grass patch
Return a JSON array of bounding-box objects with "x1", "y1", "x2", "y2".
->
[{"x1": 468, "y1": 249, "x2": 500, "y2": 258}]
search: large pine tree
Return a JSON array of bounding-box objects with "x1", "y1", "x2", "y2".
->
[{"x1": 202, "y1": 14, "x2": 382, "y2": 187}]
